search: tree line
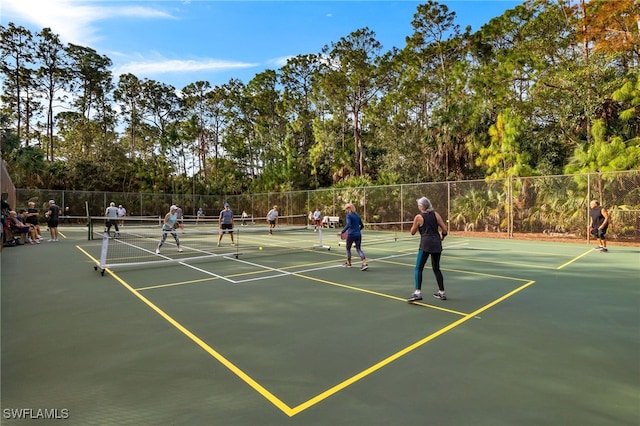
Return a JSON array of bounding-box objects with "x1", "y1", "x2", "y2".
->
[{"x1": 1, "y1": 0, "x2": 638, "y2": 197}]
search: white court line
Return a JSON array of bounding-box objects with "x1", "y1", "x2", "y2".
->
[
  {"x1": 177, "y1": 241, "x2": 473, "y2": 285},
  {"x1": 443, "y1": 242, "x2": 469, "y2": 250},
  {"x1": 229, "y1": 251, "x2": 415, "y2": 284}
]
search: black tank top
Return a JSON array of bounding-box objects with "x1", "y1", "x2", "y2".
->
[
  {"x1": 419, "y1": 212, "x2": 442, "y2": 253},
  {"x1": 590, "y1": 206, "x2": 607, "y2": 230}
]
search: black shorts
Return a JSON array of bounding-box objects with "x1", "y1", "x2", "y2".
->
[
  {"x1": 591, "y1": 228, "x2": 607, "y2": 238},
  {"x1": 48, "y1": 220, "x2": 59, "y2": 228},
  {"x1": 220, "y1": 223, "x2": 234, "y2": 233}
]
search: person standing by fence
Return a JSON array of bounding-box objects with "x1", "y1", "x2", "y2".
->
[
  {"x1": 589, "y1": 200, "x2": 610, "y2": 252},
  {"x1": 408, "y1": 196, "x2": 448, "y2": 302}
]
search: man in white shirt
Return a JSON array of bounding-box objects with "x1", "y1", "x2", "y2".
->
[
  {"x1": 105, "y1": 202, "x2": 120, "y2": 236},
  {"x1": 117, "y1": 204, "x2": 126, "y2": 226}
]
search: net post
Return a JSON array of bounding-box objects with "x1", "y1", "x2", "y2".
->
[{"x1": 313, "y1": 226, "x2": 331, "y2": 250}]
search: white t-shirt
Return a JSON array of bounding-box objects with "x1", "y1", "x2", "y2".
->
[
  {"x1": 106, "y1": 206, "x2": 118, "y2": 219},
  {"x1": 267, "y1": 209, "x2": 278, "y2": 221}
]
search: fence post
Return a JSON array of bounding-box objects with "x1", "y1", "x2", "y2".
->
[
  {"x1": 400, "y1": 184, "x2": 404, "y2": 233},
  {"x1": 587, "y1": 173, "x2": 591, "y2": 245},
  {"x1": 447, "y1": 181, "x2": 451, "y2": 232}
]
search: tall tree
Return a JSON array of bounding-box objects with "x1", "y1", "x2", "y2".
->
[
  {"x1": 402, "y1": 0, "x2": 472, "y2": 180},
  {"x1": 114, "y1": 73, "x2": 144, "y2": 157},
  {"x1": 181, "y1": 80, "x2": 213, "y2": 181},
  {"x1": 0, "y1": 24, "x2": 35, "y2": 144},
  {"x1": 318, "y1": 27, "x2": 386, "y2": 177},
  {"x1": 34, "y1": 27, "x2": 70, "y2": 160},
  {"x1": 279, "y1": 54, "x2": 320, "y2": 187}
]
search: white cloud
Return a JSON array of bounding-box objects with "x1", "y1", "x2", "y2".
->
[
  {"x1": 1, "y1": 0, "x2": 173, "y2": 45},
  {"x1": 266, "y1": 55, "x2": 294, "y2": 69},
  {"x1": 112, "y1": 58, "x2": 258, "y2": 77}
]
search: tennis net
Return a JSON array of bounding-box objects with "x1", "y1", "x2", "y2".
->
[{"x1": 92, "y1": 215, "x2": 331, "y2": 273}]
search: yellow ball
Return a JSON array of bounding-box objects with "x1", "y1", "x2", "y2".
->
[{"x1": 259, "y1": 246, "x2": 263, "y2": 250}]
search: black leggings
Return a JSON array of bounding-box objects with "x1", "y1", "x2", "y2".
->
[{"x1": 414, "y1": 250, "x2": 444, "y2": 291}]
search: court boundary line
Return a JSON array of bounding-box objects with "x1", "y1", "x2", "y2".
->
[{"x1": 76, "y1": 245, "x2": 540, "y2": 417}]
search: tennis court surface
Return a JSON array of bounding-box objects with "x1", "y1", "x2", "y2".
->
[{"x1": 2, "y1": 225, "x2": 639, "y2": 425}]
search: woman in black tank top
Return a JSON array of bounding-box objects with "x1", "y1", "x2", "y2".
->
[{"x1": 407, "y1": 197, "x2": 448, "y2": 302}]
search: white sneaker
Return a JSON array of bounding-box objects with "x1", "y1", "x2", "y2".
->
[
  {"x1": 48, "y1": 239, "x2": 54, "y2": 242},
  {"x1": 177, "y1": 247, "x2": 183, "y2": 252},
  {"x1": 155, "y1": 249, "x2": 161, "y2": 254}
]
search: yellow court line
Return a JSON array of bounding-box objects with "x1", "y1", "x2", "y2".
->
[
  {"x1": 77, "y1": 247, "x2": 295, "y2": 415},
  {"x1": 291, "y1": 272, "x2": 470, "y2": 316},
  {"x1": 376, "y1": 258, "x2": 531, "y2": 282},
  {"x1": 556, "y1": 249, "x2": 594, "y2": 269},
  {"x1": 439, "y1": 255, "x2": 559, "y2": 270},
  {"x1": 288, "y1": 279, "x2": 536, "y2": 415},
  {"x1": 77, "y1": 245, "x2": 535, "y2": 417}
]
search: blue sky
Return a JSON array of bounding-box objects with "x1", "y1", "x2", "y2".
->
[{"x1": 2, "y1": 0, "x2": 522, "y2": 90}]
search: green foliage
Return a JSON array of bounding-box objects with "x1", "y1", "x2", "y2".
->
[
  {"x1": 565, "y1": 119, "x2": 640, "y2": 175},
  {"x1": 473, "y1": 109, "x2": 534, "y2": 179}
]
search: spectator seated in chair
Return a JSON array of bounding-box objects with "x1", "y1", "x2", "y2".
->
[{"x1": 9, "y1": 210, "x2": 39, "y2": 244}]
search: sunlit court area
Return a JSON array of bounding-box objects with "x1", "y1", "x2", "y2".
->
[{"x1": 1, "y1": 221, "x2": 638, "y2": 425}]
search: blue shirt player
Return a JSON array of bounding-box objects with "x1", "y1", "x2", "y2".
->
[{"x1": 339, "y1": 203, "x2": 368, "y2": 270}]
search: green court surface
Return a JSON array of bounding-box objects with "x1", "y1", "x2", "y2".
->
[{"x1": 1, "y1": 225, "x2": 639, "y2": 425}]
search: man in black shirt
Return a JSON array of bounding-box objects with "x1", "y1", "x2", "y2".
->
[
  {"x1": 46, "y1": 200, "x2": 60, "y2": 242},
  {"x1": 25, "y1": 201, "x2": 43, "y2": 241},
  {"x1": 589, "y1": 200, "x2": 610, "y2": 252}
]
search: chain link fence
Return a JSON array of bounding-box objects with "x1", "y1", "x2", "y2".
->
[{"x1": 14, "y1": 170, "x2": 640, "y2": 242}]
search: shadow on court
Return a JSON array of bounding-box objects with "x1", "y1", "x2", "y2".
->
[{"x1": 1, "y1": 227, "x2": 638, "y2": 425}]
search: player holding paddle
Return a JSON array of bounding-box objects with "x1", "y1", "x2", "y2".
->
[
  {"x1": 156, "y1": 205, "x2": 183, "y2": 254},
  {"x1": 217, "y1": 202, "x2": 235, "y2": 247},
  {"x1": 408, "y1": 196, "x2": 448, "y2": 302},
  {"x1": 338, "y1": 203, "x2": 369, "y2": 271}
]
